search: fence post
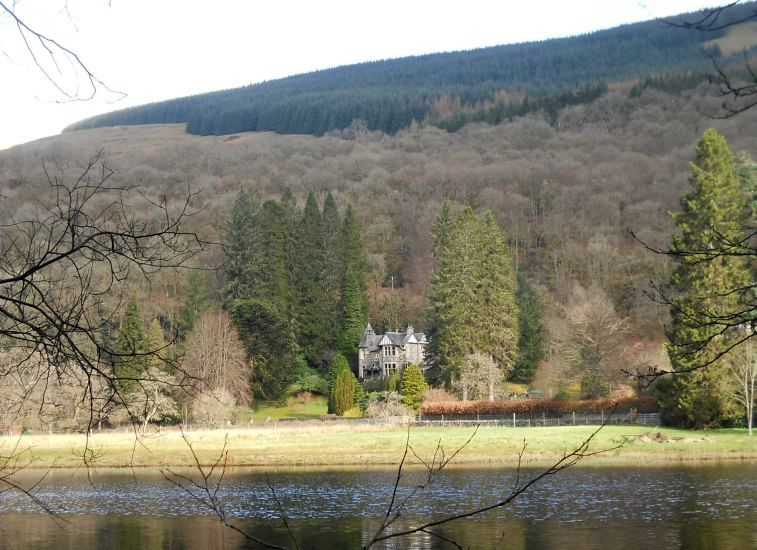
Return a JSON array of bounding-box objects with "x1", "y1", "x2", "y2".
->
[
  {"x1": 512, "y1": 412, "x2": 516, "y2": 427},
  {"x1": 528, "y1": 418, "x2": 531, "y2": 427},
  {"x1": 572, "y1": 411, "x2": 575, "y2": 426},
  {"x1": 601, "y1": 410, "x2": 604, "y2": 424},
  {"x1": 542, "y1": 412, "x2": 546, "y2": 427}
]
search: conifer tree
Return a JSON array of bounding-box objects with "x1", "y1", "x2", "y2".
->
[
  {"x1": 512, "y1": 271, "x2": 546, "y2": 383},
  {"x1": 430, "y1": 198, "x2": 453, "y2": 257},
  {"x1": 114, "y1": 296, "x2": 147, "y2": 394},
  {"x1": 222, "y1": 188, "x2": 260, "y2": 303},
  {"x1": 231, "y1": 299, "x2": 296, "y2": 401},
  {"x1": 178, "y1": 271, "x2": 210, "y2": 339},
  {"x1": 332, "y1": 365, "x2": 357, "y2": 416},
  {"x1": 400, "y1": 364, "x2": 427, "y2": 410},
  {"x1": 321, "y1": 193, "x2": 344, "y2": 335},
  {"x1": 337, "y1": 205, "x2": 369, "y2": 364},
  {"x1": 146, "y1": 318, "x2": 169, "y2": 372},
  {"x1": 427, "y1": 207, "x2": 519, "y2": 386},
  {"x1": 297, "y1": 192, "x2": 330, "y2": 366},
  {"x1": 328, "y1": 353, "x2": 351, "y2": 414},
  {"x1": 659, "y1": 129, "x2": 750, "y2": 428},
  {"x1": 259, "y1": 200, "x2": 296, "y2": 316}
]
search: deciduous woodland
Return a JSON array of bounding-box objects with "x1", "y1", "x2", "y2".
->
[
  {"x1": 2, "y1": 1, "x2": 757, "y2": 435},
  {"x1": 2, "y1": 78, "x2": 754, "y2": 430}
]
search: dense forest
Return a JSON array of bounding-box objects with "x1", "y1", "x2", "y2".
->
[{"x1": 62, "y1": 3, "x2": 757, "y2": 136}]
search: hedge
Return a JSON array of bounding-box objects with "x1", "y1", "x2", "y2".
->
[{"x1": 421, "y1": 397, "x2": 658, "y2": 417}]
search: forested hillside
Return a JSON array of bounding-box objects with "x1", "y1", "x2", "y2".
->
[
  {"x1": 4, "y1": 80, "x2": 756, "y2": 402},
  {"x1": 63, "y1": 3, "x2": 757, "y2": 136}
]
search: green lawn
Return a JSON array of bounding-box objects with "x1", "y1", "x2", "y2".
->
[{"x1": 249, "y1": 395, "x2": 328, "y2": 420}]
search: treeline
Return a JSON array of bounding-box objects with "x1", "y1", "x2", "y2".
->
[
  {"x1": 62, "y1": 5, "x2": 747, "y2": 137},
  {"x1": 221, "y1": 189, "x2": 369, "y2": 400}
]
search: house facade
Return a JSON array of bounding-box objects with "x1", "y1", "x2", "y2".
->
[{"x1": 357, "y1": 324, "x2": 427, "y2": 379}]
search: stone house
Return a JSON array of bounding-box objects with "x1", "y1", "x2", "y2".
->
[{"x1": 357, "y1": 324, "x2": 427, "y2": 379}]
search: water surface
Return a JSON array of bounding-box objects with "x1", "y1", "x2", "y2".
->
[{"x1": 1, "y1": 463, "x2": 754, "y2": 549}]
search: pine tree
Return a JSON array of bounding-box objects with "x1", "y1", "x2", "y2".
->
[
  {"x1": 427, "y1": 208, "x2": 519, "y2": 386},
  {"x1": 222, "y1": 188, "x2": 260, "y2": 303},
  {"x1": 321, "y1": 192, "x2": 344, "y2": 336},
  {"x1": 178, "y1": 270, "x2": 210, "y2": 339},
  {"x1": 337, "y1": 205, "x2": 369, "y2": 365},
  {"x1": 231, "y1": 299, "x2": 296, "y2": 401},
  {"x1": 114, "y1": 296, "x2": 147, "y2": 394},
  {"x1": 297, "y1": 193, "x2": 331, "y2": 366},
  {"x1": 512, "y1": 271, "x2": 546, "y2": 383},
  {"x1": 259, "y1": 200, "x2": 296, "y2": 316},
  {"x1": 660, "y1": 129, "x2": 750, "y2": 428},
  {"x1": 400, "y1": 364, "x2": 427, "y2": 410}
]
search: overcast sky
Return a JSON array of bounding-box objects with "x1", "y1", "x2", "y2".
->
[{"x1": 0, "y1": 0, "x2": 719, "y2": 149}]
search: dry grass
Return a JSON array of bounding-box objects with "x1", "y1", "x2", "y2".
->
[{"x1": 5, "y1": 424, "x2": 755, "y2": 469}]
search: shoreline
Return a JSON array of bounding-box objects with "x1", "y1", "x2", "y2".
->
[{"x1": 5, "y1": 424, "x2": 755, "y2": 469}]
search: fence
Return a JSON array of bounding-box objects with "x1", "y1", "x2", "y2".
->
[{"x1": 414, "y1": 411, "x2": 661, "y2": 427}]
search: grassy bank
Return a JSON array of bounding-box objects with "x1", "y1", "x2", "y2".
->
[{"x1": 6, "y1": 424, "x2": 755, "y2": 469}]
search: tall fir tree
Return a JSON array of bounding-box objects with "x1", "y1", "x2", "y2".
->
[
  {"x1": 222, "y1": 188, "x2": 260, "y2": 303},
  {"x1": 231, "y1": 299, "x2": 297, "y2": 401},
  {"x1": 512, "y1": 270, "x2": 546, "y2": 383},
  {"x1": 430, "y1": 198, "x2": 453, "y2": 258},
  {"x1": 258, "y1": 200, "x2": 297, "y2": 316},
  {"x1": 321, "y1": 192, "x2": 344, "y2": 337},
  {"x1": 297, "y1": 192, "x2": 331, "y2": 366},
  {"x1": 659, "y1": 129, "x2": 750, "y2": 428},
  {"x1": 337, "y1": 205, "x2": 369, "y2": 365},
  {"x1": 427, "y1": 207, "x2": 519, "y2": 387}
]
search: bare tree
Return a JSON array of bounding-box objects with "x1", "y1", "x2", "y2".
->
[
  {"x1": 727, "y1": 337, "x2": 756, "y2": 435},
  {"x1": 0, "y1": 151, "x2": 208, "y2": 428},
  {"x1": 456, "y1": 352, "x2": 505, "y2": 401},
  {"x1": 0, "y1": 1, "x2": 123, "y2": 102},
  {"x1": 183, "y1": 308, "x2": 251, "y2": 406},
  {"x1": 559, "y1": 285, "x2": 631, "y2": 399}
]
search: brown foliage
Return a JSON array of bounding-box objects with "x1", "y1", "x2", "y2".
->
[{"x1": 421, "y1": 396, "x2": 659, "y2": 416}]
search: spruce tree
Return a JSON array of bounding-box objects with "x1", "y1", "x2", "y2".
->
[
  {"x1": 427, "y1": 208, "x2": 519, "y2": 386},
  {"x1": 114, "y1": 296, "x2": 147, "y2": 394},
  {"x1": 512, "y1": 271, "x2": 546, "y2": 383},
  {"x1": 660, "y1": 129, "x2": 750, "y2": 428},
  {"x1": 222, "y1": 188, "x2": 260, "y2": 303},
  {"x1": 297, "y1": 193, "x2": 331, "y2": 366},
  {"x1": 337, "y1": 205, "x2": 369, "y2": 365},
  {"x1": 231, "y1": 299, "x2": 296, "y2": 401},
  {"x1": 321, "y1": 192, "x2": 344, "y2": 335}
]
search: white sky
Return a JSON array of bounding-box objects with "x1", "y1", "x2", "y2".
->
[{"x1": 0, "y1": 0, "x2": 720, "y2": 149}]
